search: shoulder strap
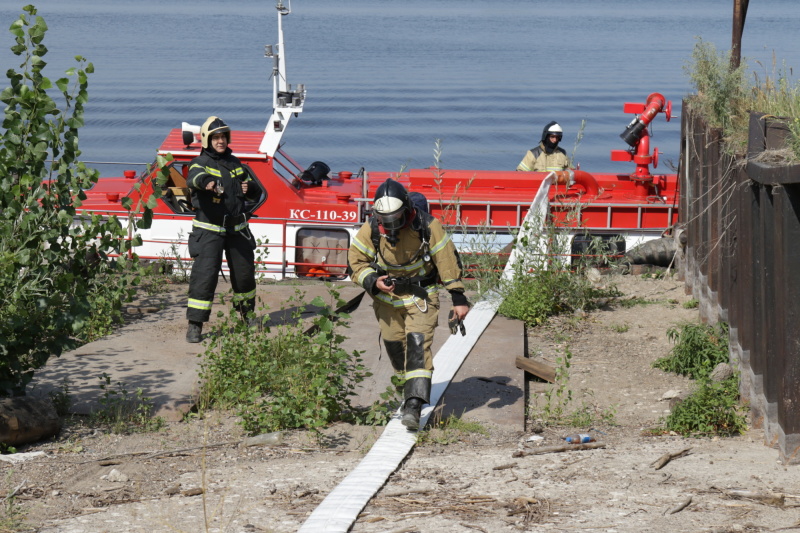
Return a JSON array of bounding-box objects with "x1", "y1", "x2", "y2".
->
[
  {"x1": 370, "y1": 210, "x2": 434, "y2": 269},
  {"x1": 369, "y1": 217, "x2": 381, "y2": 251},
  {"x1": 530, "y1": 146, "x2": 543, "y2": 159}
]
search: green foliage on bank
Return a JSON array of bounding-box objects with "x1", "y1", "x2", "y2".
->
[
  {"x1": 686, "y1": 38, "x2": 800, "y2": 162},
  {"x1": 0, "y1": 6, "x2": 166, "y2": 396},
  {"x1": 196, "y1": 289, "x2": 372, "y2": 434}
]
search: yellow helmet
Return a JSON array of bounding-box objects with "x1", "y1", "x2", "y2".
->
[{"x1": 200, "y1": 116, "x2": 231, "y2": 149}]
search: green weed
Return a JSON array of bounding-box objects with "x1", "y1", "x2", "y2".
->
[
  {"x1": 686, "y1": 38, "x2": 800, "y2": 162},
  {"x1": 683, "y1": 298, "x2": 699, "y2": 309},
  {"x1": 0, "y1": 473, "x2": 27, "y2": 533},
  {"x1": 91, "y1": 373, "x2": 165, "y2": 434},
  {"x1": 617, "y1": 296, "x2": 655, "y2": 308},
  {"x1": 47, "y1": 378, "x2": 72, "y2": 417},
  {"x1": 566, "y1": 399, "x2": 618, "y2": 428},
  {"x1": 197, "y1": 287, "x2": 370, "y2": 434},
  {"x1": 496, "y1": 208, "x2": 621, "y2": 327},
  {"x1": 528, "y1": 350, "x2": 618, "y2": 429},
  {"x1": 610, "y1": 323, "x2": 629, "y2": 333},
  {"x1": 654, "y1": 322, "x2": 729, "y2": 380},
  {"x1": 661, "y1": 376, "x2": 747, "y2": 437},
  {"x1": 418, "y1": 414, "x2": 489, "y2": 445},
  {"x1": 361, "y1": 375, "x2": 404, "y2": 427},
  {"x1": 531, "y1": 347, "x2": 573, "y2": 424}
]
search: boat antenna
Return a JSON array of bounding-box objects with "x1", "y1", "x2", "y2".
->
[{"x1": 259, "y1": 0, "x2": 305, "y2": 157}]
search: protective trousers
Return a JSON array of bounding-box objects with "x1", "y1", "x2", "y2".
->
[
  {"x1": 374, "y1": 292, "x2": 439, "y2": 404},
  {"x1": 187, "y1": 227, "x2": 256, "y2": 323}
]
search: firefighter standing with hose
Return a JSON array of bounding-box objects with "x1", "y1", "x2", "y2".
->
[
  {"x1": 348, "y1": 178, "x2": 470, "y2": 430},
  {"x1": 185, "y1": 116, "x2": 265, "y2": 343},
  {"x1": 516, "y1": 121, "x2": 570, "y2": 172}
]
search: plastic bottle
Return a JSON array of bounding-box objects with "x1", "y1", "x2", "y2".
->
[
  {"x1": 242, "y1": 431, "x2": 283, "y2": 447},
  {"x1": 564, "y1": 433, "x2": 595, "y2": 444}
]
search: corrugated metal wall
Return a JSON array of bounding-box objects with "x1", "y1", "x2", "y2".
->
[{"x1": 680, "y1": 103, "x2": 800, "y2": 464}]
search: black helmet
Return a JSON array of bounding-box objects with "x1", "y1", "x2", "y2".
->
[
  {"x1": 373, "y1": 178, "x2": 411, "y2": 242},
  {"x1": 200, "y1": 116, "x2": 231, "y2": 149}
]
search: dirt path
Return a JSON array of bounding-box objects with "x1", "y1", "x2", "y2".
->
[{"x1": 5, "y1": 275, "x2": 799, "y2": 533}]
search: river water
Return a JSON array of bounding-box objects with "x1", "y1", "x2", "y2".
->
[{"x1": 2, "y1": 1, "x2": 799, "y2": 177}]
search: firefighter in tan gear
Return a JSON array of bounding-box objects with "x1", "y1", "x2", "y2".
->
[
  {"x1": 348, "y1": 179, "x2": 470, "y2": 430},
  {"x1": 516, "y1": 121, "x2": 570, "y2": 172},
  {"x1": 185, "y1": 116, "x2": 265, "y2": 343}
]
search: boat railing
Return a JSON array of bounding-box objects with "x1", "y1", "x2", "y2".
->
[
  {"x1": 271, "y1": 147, "x2": 304, "y2": 185},
  {"x1": 351, "y1": 195, "x2": 676, "y2": 232}
]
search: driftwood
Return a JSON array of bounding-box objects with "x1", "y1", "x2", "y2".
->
[
  {"x1": 664, "y1": 495, "x2": 693, "y2": 515},
  {"x1": 515, "y1": 357, "x2": 555, "y2": 383},
  {"x1": 512, "y1": 442, "x2": 606, "y2": 457},
  {"x1": 383, "y1": 489, "x2": 433, "y2": 498},
  {"x1": 0, "y1": 397, "x2": 61, "y2": 446},
  {"x1": 723, "y1": 488, "x2": 785, "y2": 507},
  {"x1": 651, "y1": 447, "x2": 692, "y2": 470}
]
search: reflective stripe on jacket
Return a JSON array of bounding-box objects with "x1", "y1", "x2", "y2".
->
[
  {"x1": 516, "y1": 143, "x2": 570, "y2": 172},
  {"x1": 187, "y1": 148, "x2": 262, "y2": 226},
  {"x1": 348, "y1": 216, "x2": 465, "y2": 308}
]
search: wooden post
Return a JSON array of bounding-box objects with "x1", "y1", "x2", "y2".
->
[{"x1": 731, "y1": 0, "x2": 750, "y2": 70}]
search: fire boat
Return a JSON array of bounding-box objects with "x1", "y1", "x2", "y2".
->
[{"x1": 76, "y1": 1, "x2": 678, "y2": 280}]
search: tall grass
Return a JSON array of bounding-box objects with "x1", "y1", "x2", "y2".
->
[{"x1": 686, "y1": 38, "x2": 800, "y2": 162}]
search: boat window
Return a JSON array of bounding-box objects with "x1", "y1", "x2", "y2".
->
[
  {"x1": 243, "y1": 164, "x2": 267, "y2": 214},
  {"x1": 294, "y1": 228, "x2": 350, "y2": 279},
  {"x1": 160, "y1": 162, "x2": 194, "y2": 215}
]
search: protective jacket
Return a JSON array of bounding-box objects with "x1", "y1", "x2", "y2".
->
[
  {"x1": 348, "y1": 212, "x2": 466, "y2": 308},
  {"x1": 349, "y1": 210, "x2": 466, "y2": 407},
  {"x1": 185, "y1": 147, "x2": 265, "y2": 323},
  {"x1": 187, "y1": 147, "x2": 263, "y2": 225},
  {"x1": 516, "y1": 143, "x2": 569, "y2": 172}
]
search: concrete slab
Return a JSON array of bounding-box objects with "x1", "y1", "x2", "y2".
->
[{"x1": 31, "y1": 281, "x2": 526, "y2": 428}]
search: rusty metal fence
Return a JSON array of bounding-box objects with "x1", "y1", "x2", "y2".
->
[{"x1": 680, "y1": 103, "x2": 800, "y2": 464}]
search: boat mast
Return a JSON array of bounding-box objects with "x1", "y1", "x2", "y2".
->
[{"x1": 259, "y1": 0, "x2": 305, "y2": 157}]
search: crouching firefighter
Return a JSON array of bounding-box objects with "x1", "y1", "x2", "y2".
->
[
  {"x1": 185, "y1": 116, "x2": 266, "y2": 343},
  {"x1": 348, "y1": 178, "x2": 470, "y2": 430}
]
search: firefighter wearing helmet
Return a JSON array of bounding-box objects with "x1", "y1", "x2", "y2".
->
[
  {"x1": 516, "y1": 121, "x2": 570, "y2": 172},
  {"x1": 348, "y1": 178, "x2": 470, "y2": 430},
  {"x1": 184, "y1": 116, "x2": 266, "y2": 343}
]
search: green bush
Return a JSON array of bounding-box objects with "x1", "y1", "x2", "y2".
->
[
  {"x1": 654, "y1": 322, "x2": 729, "y2": 380},
  {"x1": 685, "y1": 38, "x2": 800, "y2": 162},
  {"x1": 684, "y1": 38, "x2": 749, "y2": 134},
  {"x1": 662, "y1": 376, "x2": 747, "y2": 437},
  {"x1": 0, "y1": 7, "x2": 169, "y2": 395},
  {"x1": 497, "y1": 216, "x2": 620, "y2": 326},
  {"x1": 197, "y1": 289, "x2": 370, "y2": 434}
]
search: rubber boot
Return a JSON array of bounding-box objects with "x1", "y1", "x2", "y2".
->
[
  {"x1": 401, "y1": 398, "x2": 423, "y2": 430},
  {"x1": 186, "y1": 321, "x2": 203, "y2": 343}
]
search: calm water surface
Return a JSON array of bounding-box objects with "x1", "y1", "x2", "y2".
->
[{"x1": 2, "y1": 1, "x2": 800, "y2": 177}]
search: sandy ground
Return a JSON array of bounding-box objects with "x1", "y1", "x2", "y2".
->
[{"x1": 4, "y1": 274, "x2": 799, "y2": 533}]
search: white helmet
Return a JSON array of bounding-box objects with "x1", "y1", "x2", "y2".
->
[
  {"x1": 547, "y1": 123, "x2": 563, "y2": 134},
  {"x1": 541, "y1": 121, "x2": 563, "y2": 146},
  {"x1": 373, "y1": 178, "x2": 412, "y2": 243}
]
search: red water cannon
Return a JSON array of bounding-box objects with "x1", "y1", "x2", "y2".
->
[{"x1": 610, "y1": 92, "x2": 672, "y2": 200}]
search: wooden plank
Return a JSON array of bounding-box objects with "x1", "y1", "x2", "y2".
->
[{"x1": 515, "y1": 356, "x2": 555, "y2": 383}]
